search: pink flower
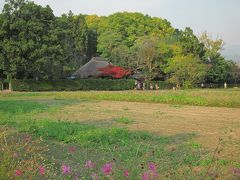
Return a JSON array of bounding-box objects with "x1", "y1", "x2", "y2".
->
[
  {"x1": 124, "y1": 170, "x2": 129, "y2": 177},
  {"x1": 15, "y1": 170, "x2": 22, "y2": 176},
  {"x1": 102, "y1": 163, "x2": 112, "y2": 176},
  {"x1": 68, "y1": 146, "x2": 76, "y2": 153},
  {"x1": 39, "y1": 166, "x2": 45, "y2": 175},
  {"x1": 148, "y1": 162, "x2": 158, "y2": 177},
  {"x1": 148, "y1": 162, "x2": 157, "y2": 172},
  {"x1": 85, "y1": 160, "x2": 95, "y2": 169},
  {"x1": 142, "y1": 172, "x2": 149, "y2": 180},
  {"x1": 61, "y1": 164, "x2": 71, "y2": 174},
  {"x1": 91, "y1": 173, "x2": 99, "y2": 180}
]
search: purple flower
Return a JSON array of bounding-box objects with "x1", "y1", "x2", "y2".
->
[
  {"x1": 148, "y1": 162, "x2": 158, "y2": 177},
  {"x1": 61, "y1": 164, "x2": 71, "y2": 174},
  {"x1": 102, "y1": 163, "x2": 112, "y2": 176},
  {"x1": 142, "y1": 172, "x2": 149, "y2": 180},
  {"x1": 85, "y1": 160, "x2": 95, "y2": 169},
  {"x1": 148, "y1": 162, "x2": 157, "y2": 172}
]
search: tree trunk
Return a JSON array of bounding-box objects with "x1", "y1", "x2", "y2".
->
[{"x1": 9, "y1": 79, "x2": 12, "y2": 91}]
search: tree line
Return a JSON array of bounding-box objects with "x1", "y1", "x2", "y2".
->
[{"x1": 0, "y1": 0, "x2": 239, "y2": 88}]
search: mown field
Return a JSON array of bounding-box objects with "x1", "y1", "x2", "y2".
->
[{"x1": 0, "y1": 89, "x2": 240, "y2": 179}]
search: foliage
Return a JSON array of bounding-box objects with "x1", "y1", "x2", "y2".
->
[
  {"x1": 199, "y1": 32, "x2": 237, "y2": 83},
  {"x1": 165, "y1": 55, "x2": 207, "y2": 88},
  {"x1": 0, "y1": 0, "x2": 89, "y2": 81},
  {"x1": 176, "y1": 28, "x2": 205, "y2": 58},
  {"x1": 132, "y1": 35, "x2": 160, "y2": 82},
  {"x1": 0, "y1": 0, "x2": 239, "y2": 86},
  {"x1": 98, "y1": 64, "x2": 131, "y2": 78},
  {"x1": 12, "y1": 79, "x2": 135, "y2": 91}
]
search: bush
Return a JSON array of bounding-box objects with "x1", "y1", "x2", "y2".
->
[{"x1": 12, "y1": 79, "x2": 135, "y2": 91}]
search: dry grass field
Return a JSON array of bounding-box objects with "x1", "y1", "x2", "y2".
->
[
  {"x1": 1, "y1": 89, "x2": 240, "y2": 179},
  {"x1": 41, "y1": 100, "x2": 240, "y2": 161}
]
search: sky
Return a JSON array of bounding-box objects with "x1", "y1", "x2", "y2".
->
[{"x1": 0, "y1": 0, "x2": 240, "y2": 47}]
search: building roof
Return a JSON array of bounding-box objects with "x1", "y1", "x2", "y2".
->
[{"x1": 73, "y1": 57, "x2": 111, "y2": 78}]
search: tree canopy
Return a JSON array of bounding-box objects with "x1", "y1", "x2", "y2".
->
[{"x1": 0, "y1": 0, "x2": 239, "y2": 88}]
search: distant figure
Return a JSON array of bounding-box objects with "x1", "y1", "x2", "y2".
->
[
  {"x1": 173, "y1": 87, "x2": 176, "y2": 90},
  {"x1": 224, "y1": 82, "x2": 227, "y2": 89},
  {"x1": 155, "y1": 83, "x2": 159, "y2": 90},
  {"x1": 143, "y1": 83, "x2": 146, "y2": 90},
  {"x1": 150, "y1": 84, "x2": 153, "y2": 90},
  {"x1": 176, "y1": 84, "x2": 180, "y2": 90},
  {"x1": 201, "y1": 83, "x2": 204, "y2": 88},
  {"x1": 134, "y1": 80, "x2": 138, "y2": 90}
]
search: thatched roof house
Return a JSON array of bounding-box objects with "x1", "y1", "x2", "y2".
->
[{"x1": 72, "y1": 57, "x2": 112, "y2": 79}]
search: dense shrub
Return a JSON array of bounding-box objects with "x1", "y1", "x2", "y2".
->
[{"x1": 12, "y1": 79, "x2": 135, "y2": 91}]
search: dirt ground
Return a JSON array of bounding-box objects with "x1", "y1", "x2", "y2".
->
[{"x1": 41, "y1": 100, "x2": 240, "y2": 161}]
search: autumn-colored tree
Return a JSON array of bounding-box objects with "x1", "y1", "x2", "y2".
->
[{"x1": 98, "y1": 65, "x2": 131, "y2": 79}]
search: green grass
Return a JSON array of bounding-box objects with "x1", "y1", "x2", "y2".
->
[
  {"x1": 0, "y1": 91, "x2": 239, "y2": 179},
  {"x1": 0, "y1": 99, "x2": 212, "y2": 179},
  {"x1": 1, "y1": 88, "x2": 240, "y2": 107},
  {"x1": 114, "y1": 117, "x2": 134, "y2": 124}
]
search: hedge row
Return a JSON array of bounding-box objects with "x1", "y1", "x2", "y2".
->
[{"x1": 12, "y1": 79, "x2": 136, "y2": 91}]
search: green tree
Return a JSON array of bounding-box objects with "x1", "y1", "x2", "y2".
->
[
  {"x1": 96, "y1": 12, "x2": 174, "y2": 65},
  {"x1": 97, "y1": 30, "x2": 123, "y2": 58},
  {"x1": 199, "y1": 32, "x2": 230, "y2": 83},
  {"x1": 199, "y1": 31, "x2": 225, "y2": 62},
  {"x1": 205, "y1": 56, "x2": 231, "y2": 83},
  {"x1": 165, "y1": 55, "x2": 207, "y2": 88},
  {"x1": 132, "y1": 36, "x2": 160, "y2": 84},
  {"x1": 85, "y1": 15, "x2": 103, "y2": 58},
  {"x1": 0, "y1": 0, "x2": 62, "y2": 82},
  {"x1": 176, "y1": 28, "x2": 205, "y2": 58}
]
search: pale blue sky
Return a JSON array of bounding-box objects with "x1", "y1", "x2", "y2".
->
[{"x1": 1, "y1": 0, "x2": 240, "y2": 47}]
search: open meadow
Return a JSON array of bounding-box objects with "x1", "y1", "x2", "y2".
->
[{"x1": 0, "y1": 89, "x2": 240, "y2": 179}]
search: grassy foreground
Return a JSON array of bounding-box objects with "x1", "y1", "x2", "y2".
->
[
  {"x1": 0, "y1": 89, "x2": 240, "y2": 179},
  {"x1": 1, "y1": 88, "x2": 240, "y2": 108},
  {"x1": 0, "y1": 99, "x2": 202, "y2": 179}
]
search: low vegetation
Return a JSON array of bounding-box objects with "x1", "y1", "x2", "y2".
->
[
  {"x1": 0, "y1": 99, "x2": 202, "y2": 179},
  {"x1": 12, "y1": 79, "x2": 135, "y2": 91},
  {"x1": 1, "y1": 89, "x2": 239, "y2": 108},
  {"x1": 0, "y1": 90, "x2": 240, "y2": 179}
]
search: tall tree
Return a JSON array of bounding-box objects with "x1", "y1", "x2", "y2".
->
[
  {"x1": 0, "y1": 0, "x2": 61, "y2": 82},
  {"x1": 165, "y1": 55, "x2": 207, "y2": 88},
  {"x1": 132, "y1": 35, "x2": 160, "y2": 83},
  {"x1": 199, "y1": 32, "x2": 230, "y2": 83},
  {"x1": 176, "y1": 28, "x2": 205, "y2": 58}
]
